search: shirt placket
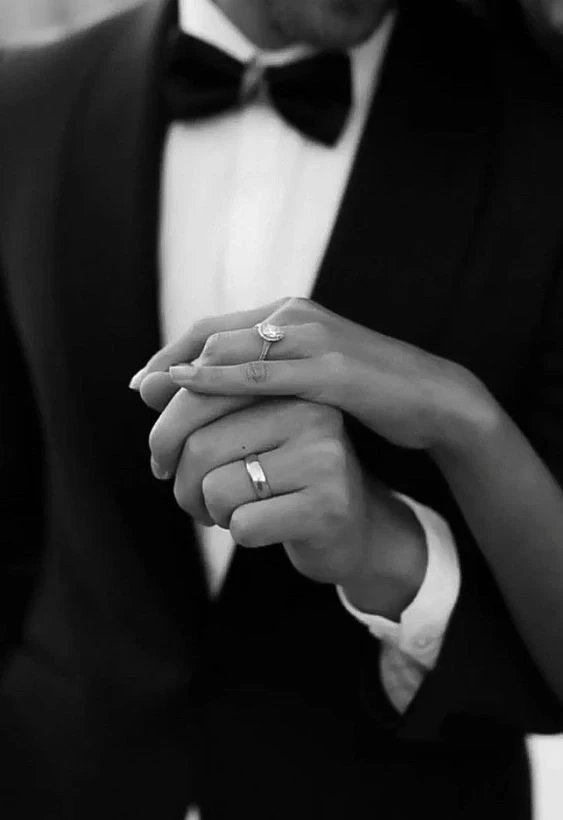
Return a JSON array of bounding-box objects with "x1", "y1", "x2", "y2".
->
[{"x1": 221, "y1": 96, "x2": 290, "y2": 315}]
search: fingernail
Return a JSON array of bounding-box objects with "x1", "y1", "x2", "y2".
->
[
  {"x1": 151, "y1": 457, "x2": 171, "y2": 481},
  {"x1": 169, "y1": 364, "x2": 196, "y2": 381},
  {"x1": 129, "y1": 368, "x2": 146, "y2": 391}
]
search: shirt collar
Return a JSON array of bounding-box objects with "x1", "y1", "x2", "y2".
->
[{"x1": 179, "y1": 0, "x2": 396, "y2": 112}]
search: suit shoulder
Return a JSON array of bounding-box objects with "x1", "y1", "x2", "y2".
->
[
  {"x1": 488, "y1": 23, "x2": 563, "y2": 187},
  {"x1": 494, "y1": 20, "x2": 563, "y2": 118},
  {"x1": 0, "y1": 7, "x2": 144, "y2": 236},
  {"x1": 0, "y1": 8, "x2": 136, "y2": 149}
]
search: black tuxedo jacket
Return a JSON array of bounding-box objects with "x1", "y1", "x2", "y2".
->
[{"x1": 1, "y1": 1, "x2": 563, "y2": 818}]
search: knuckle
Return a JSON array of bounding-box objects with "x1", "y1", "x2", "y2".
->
[
  {"x1": 288, "y1": 295, "x2": 307, "y2": 306},
  {"x1": 286, "y1": 401, "x2": 323, "y2": 434},
  {"x1": 312, "y1": 491, "x2": 334, "y2": 528},
  {"x1": 200, "y1": 332, "x2": 222, "y2": 364},
  {"x1": 298, "y1": 398, "x2": 324, "y2": 419},
  {"x1": 315, "y1": 439, "x2": 347, "y2": 476},
  {"x1": 309, "y1": 320, "x2": 330, "y2": 342},
  {"x1": 294, "y1": 399, "x2": 321, "y2": 423},
  {"x1": 329, "y1": 408, "x2": 345, "y2": 434},
  {"x1": 322, "y1": 350, "x2": 348, "y2": 381},
  {"x1": 284, "y1": 296, "x2": 312, "y2": 322},
  {"x1": 189, "y1": 318, "x2": 215, "y2": 354},
  {"x1": 316, "y1": 483, "x2": 350, "y2": 527},
  {"x1": 328, "y1": 436, "x2": 347, "y2": 463},
  {"x1": 243, "y1": 360, "x2": 270, "y2": 385},
  {"x1": 298, "y1": 400, "x2": 343, "y2": 434},
  {"x1": 182, "y1": 432, "x2": 210, "y2": 474},
  {"x1": 288, "y1": 296, "x2": 310, "y2": 311},
  {"x1": 273, "y1": 297, "x2": 291, "y2": 316},
  {"x1": 306, "y1": 321, "x2": 331, "y2": 353},
  {"x1": 331, "y1": 484, "x2": 352, "y2": 520},
  {"x1": 191, "y1": 316, "x2": 213, "y2": 339}
]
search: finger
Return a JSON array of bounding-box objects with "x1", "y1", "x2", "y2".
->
[
  {"x1": 229, "y1": 491, "x2": 318, "y2": 548},
  {"x1": 194, "y1": 322, "x2": 329, "y2": 367},
  {"x1": 230, "y1": 487, "x2": 360, "y2": 584},
  {"x1": 171, "y1": 399, "x2": 321, "y2": 522},
  {"x1": 149, "y1": 391, "x2": 256, "y2": 481},
  {"x1": 129, "y1": 300, "x2": 286, "y2": 387},
  {"x1": 139, "y1": 370, "x2": 181, "y2": 412},
  {"x1": 229, "y1": 489, "x2": 366, "y2": 587},
  {"x1": 168, "y1": 355, "x2": 350, "y2": 406},
  {"x1": 197, "y1": 444, "x2": 311, "y2": 528}
]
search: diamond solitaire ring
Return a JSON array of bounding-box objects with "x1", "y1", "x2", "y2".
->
[{"x1": 255, "y1": 321, "x2": 285, "y2": 361}]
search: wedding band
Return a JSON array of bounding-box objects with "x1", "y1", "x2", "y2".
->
[
  {"x1": 244, "y1": 454, "x2": 273, "y2": 500},
  {"x1": 255, "y1": 321, "x2": 285, "y2": 361}
]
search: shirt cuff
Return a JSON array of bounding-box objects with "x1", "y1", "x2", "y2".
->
[{"x1": 336, "y1": 492, "x2": 461, "y2": 670}]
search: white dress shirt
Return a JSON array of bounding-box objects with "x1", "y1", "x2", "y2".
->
[{"x1": 159, "y1": 0, "x2": 461, "y2": 729}]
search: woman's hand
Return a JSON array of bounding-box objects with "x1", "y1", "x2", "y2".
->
[
  {"x1": 131, "y1": 298, "x2": 563, "y2": 700},
  {"x1": 133, "y1": 297, "x2": 500, "y2": 459}
]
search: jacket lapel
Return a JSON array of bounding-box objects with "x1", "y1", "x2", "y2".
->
[
  {"x1": 216, "y1": 1, "x2": 496, "y2": 673},
  {"x1": 313, "y1": 0, "x2": 494, "y2": 354},
  {"x1": 54, "y1": 0, "x2": 210, "y2": 642},
  {"x1": 51, "y1": 0, "x2": 493, "y2": 656},
  {"x1": 56, "y1": 0, "x2": 169, "y2": 462},
  {"x1": 54, "y1": 0, "x2": 493, "y2": 482}
]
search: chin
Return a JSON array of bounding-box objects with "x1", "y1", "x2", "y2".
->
[{"x1": 270, "y1": 0, "x2": 394, "y2": 49}]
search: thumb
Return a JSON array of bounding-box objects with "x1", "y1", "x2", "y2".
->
[{"x1": 139, "y1": 371, "x2": 181, "y2": 412}]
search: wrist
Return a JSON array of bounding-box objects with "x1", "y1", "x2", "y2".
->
[
  {"x1": 429, "y1": 364, "x2": 506, "y2": 463},
  {"x1": 341, "y1": 494, "x2": 428, "y2": 620}
]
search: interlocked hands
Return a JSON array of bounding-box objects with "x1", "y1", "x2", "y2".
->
[{"x1": 131, "y1": 297, "x2": 496, "y2": 614}]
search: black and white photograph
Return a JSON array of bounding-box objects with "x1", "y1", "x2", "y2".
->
[{"x1": 0, "y1": 1, "x2": 562, "y2": 818}]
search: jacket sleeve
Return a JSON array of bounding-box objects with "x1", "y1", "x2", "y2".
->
[
  {"x1": 0, "y1": 48, "x2": 45, "y2": 667},
  {"x1": 382, "y1": 263, "x2": 563, "y2": 740},
  {"x1": 0, "y1": 262, "x2": 46, "y2": 669}
]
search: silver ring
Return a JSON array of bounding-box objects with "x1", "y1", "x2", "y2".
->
[
  {"x1": 255, "y1": 321, "x2": 285, "y2": 361},
  {"x1": 244, "y1": 454, "x2": 273, "y2": 500}
]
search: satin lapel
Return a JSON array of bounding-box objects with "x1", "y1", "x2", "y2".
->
[
  {"x1": 313, "y1": 1, "x2": 494, "y2": 354},
  {"x1": 54, "y1": 0, "x2": 209, "y2": 622},
  {"x1": 221, "y1": 4, "x2": 495, "y2": 612}
]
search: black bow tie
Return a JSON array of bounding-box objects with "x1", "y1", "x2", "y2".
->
[{"x1": 162, "y1": 29, "x2": 353, "y2": 146}]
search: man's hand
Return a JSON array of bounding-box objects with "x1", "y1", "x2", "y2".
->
[
  {"x1": 131, "y1": 294, "x2": 487, "y2": 617},
  {"x1": 148, "y1": 389, "x2": 427, "y2": 618},
  {"x1": 131, "y1": 297, "x2": 563, "y2": 697}
]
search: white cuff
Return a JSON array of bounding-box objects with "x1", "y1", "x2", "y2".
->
[{"x1": 337, "y1": 492, "x2": 461, "y2": 670}]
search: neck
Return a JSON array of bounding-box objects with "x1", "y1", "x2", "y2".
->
[
  {"x1": 209, "y1": 0, "x2": 397, "y2": 52},
  {"x1": 211, "y1": 0, "x2": 294, "y2": 49}
]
